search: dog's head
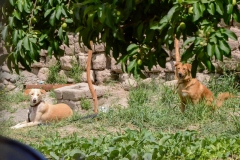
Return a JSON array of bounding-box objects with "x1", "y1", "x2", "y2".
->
[
  {"x1": 24, "y1": 89, "x2": 46, "y2": 106},
  {"x1": 175, "y1": 62, "x2": 192, "y2": 80}
]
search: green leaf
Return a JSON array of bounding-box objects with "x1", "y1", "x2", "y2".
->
[
  {"x1": 9, "y1": 17, "x2": 15, "y2": 28},
  {"x1": 215, "y1": 45, "x2": 223, "y2": 61},
  {"x1": 193, "y1": 2, "x2": 201, "y2": 21},
  {"x1": 219, "y1": 40, "x2": 231, "y2": 56},
  {"x1": 223, "y1": 29, "x2": 237, "y2": 40},
  {"x1": 49, "y1": 0, "x2": 54, "y2": 6},
  {"x1": 13, "y1": 10, "x2": 21, "y2": 20},
  {"x1": 58, "y1": 27, "x2": 63, "y2": 40},
  {"x1": 9, "y1": 0, "x2": 15, "y2": 6},
  {"x1": 50, "y1": 152, "x2": 59, "y2": 160},
  {"x1": 215, "y1": 0, "x2": 224, "y2": 15},
  {"x1": 7, "y1": 53, "x2": 13, "y2": 72},
  {"x1": 49, "y1": 10, "x2": 56, "y2": 26},
  {"x1": 12, "y1": 30, "x2": 18, "y2": 45},
  {"x1": 97, "y1": 5, "x2": 106, "y2": 23},
  {"x1": 1, "y1": 25, "x2": 8, "y2": 41},
  {"x1": 127, "y1": 59, "x2": 137, "y2": 72},
  {"x1": 207, "y1": 43, "x2": 215, "y2": 57},
  {"x1": 183, "y1": 37, "x2": 195, "y2": 47},
  {"x1": 65, "y1": 18, "x2": 73, "y2": 23},
  {"x1": 56, "y1": 5, "x2": 62, "y2": 20},
  {"x1": 16, "y1": 40, "x2": 23, "y2": 52},
  {"x1": 44, "y1": 9, "x2": 53, "y2": 18},
  {"x1": 23, "y1": 0, "x2": 31, "y2": 13},
  {"x1": 17, "y1": 0, "x2": 23, "y2": 12},
  {"x1": 167, "y1": 5, "x2": 179, "y2": 20},
  {"x1": 202, "y1": 59, "x2": 214, "y2": 71},
  {"x1": 227, "y1": 4, "x2": 233, "y2": 14},
  {"x1": 207, "y1": 3, "x2": 215, "y2": 15},
  {"x1": 23, "y1": 37, "x2": 30, "y2": 50},
  {"x1": 127, "y1": 44, "x2": 138, "y2": 52}
]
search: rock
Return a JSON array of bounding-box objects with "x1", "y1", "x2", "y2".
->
[
  {"x1": 40, "y1": 49, "x2": 47, "y2": 56},
  {"x1": 228, "y1": 39, "x2": 239, "y2": 51},
  {"x1": 196, "y1": 73, "x2": 210, "y2": 83},
  {"x1": 0, "y1": 83, "x2": 4, "y2": 90},
  {"x1": 95, "y1": 69, "x2": 111, "y2": 84},
  {"x1": 119, "y1": 73, "x2": 131, "y2": 82},
  {"x1": 6, "y1": 84, "x2": 16, "y2": 91},
  {"x1": 165, "y1": 61, "x2": 176, "y2": 72},
  {"x1": 94, "y1": 44, "x2": 105, "y2": 52},
  {"x1": 67, "y1": 78, "x2": 75, "y2": 83},
  {"x1": 110, "y1": 58, "x2": 122, "y2": 73},
  {"x1": 54, "y1": 83, "x2": 106, "y2": 101},
  {"x1": 1, "y1": 66, "x2": 10, "y2": 73},
  {"x1": 20, "y1": 71, "x2": 39, "y2": 84},
  {"x1": 37, "y1": 68, "x2": 49, "y2": 81},
  {"x1": 59, "y1": 70, "x2": 68, "y2": 80},
  {"x1": 92, "y1": 53, "x2": 107, "y2": 70},
  {"x1": 144, "y1": 65, "x2": 164, "y2": 73},
  {"x1": 0, "y1": 71, "x2": 12, "y2": 80},
  {"x1": 64, "y1": 44, "x2": 75, "y2": 55},
  {"x1": 46, "y1": 56, "x2": 58, "y2": 67},
  {"x1": 230, "y1": 27, "x2": 240, "y2": 37},
  {"x1": 81, "y1": 70, "x2": 95, "y2": 83},
  {"x1": 164, "y1": 80, "x2": 178, "y2": 87},
  {"x1": 32, "y1": 62, "x2": 45, "y2": 68},
  {"x1": 78, "y1": 55, "x2": 88, "y2": 70},
  {"x1": 165, "y1": 72, "x2": 175, "y2": 81},
  {"x1": 3, "y1": 79, "x2": 9, "y2": 85},
  {"x1": 9, "y1": 74, "x2": 19, "y2": 83},
  {"x1": 31, "y1": 68, "x2": 40, "y2": 75},
  {"x1": 60, "y1": 56, "x2": 77, "y2": 70},
  {"x1": 68, "y1": 35, "x2": 75, "y2": 45},
  {"x1": 122, "y1": 78, "x2": 137, "y2": 91}
]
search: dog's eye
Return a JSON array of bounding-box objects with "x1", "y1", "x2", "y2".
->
[{"x1": 37, "y1": 94, "x2": 40, "y2": 96}]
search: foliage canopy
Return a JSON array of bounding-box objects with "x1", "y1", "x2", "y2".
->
[{"x1": 1, "y1": 0, "x2": 240, "y2": 76}]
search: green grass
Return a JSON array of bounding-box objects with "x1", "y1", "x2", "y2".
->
[
  {"x1": 1, "y1": 74, "x2": 240, "y2": 159},
  {"x1": 0, "y1": 89, "x2": 28, "y2": 112}
]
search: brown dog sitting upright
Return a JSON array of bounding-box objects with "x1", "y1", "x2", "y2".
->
[
  {"x1": 11, "y1": 89, "x2": 73, "y2": 129},
  {"x1": 175, "y1": 62, "x2": 233, "y2": 112}
]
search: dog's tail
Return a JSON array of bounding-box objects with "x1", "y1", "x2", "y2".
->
[{"x1": 216, "y1": 92, "x2": 239, "y2": 108}]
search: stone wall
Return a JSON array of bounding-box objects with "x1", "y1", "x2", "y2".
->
[{"x1": 0, "y1": 22, "x2": 240, "y2": 91}]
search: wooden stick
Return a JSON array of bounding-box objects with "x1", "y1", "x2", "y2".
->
[
  {"x1": 175, "y1": 36, "x2": 180, "y2": 62},
  {"x1": 87, "y1": 41, "x2": 98, "y2": 114}
]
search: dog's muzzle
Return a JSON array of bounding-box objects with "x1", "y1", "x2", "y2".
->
[
  {"x1": 178, "y1": 73, "x2": 183, "y2": 78},
  {"x1": 33, "y1": 99, "x2": 37, "y2": 103}
]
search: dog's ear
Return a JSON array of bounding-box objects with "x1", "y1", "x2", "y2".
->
[
  {"x1": 24, "y1": 89, "x2": 31, "y2": 95},
  {"x1": 40, "y1": 89, "x2": 46, "y2": 95},
  {"x1": 186, "y1": 63, "x2": 192, "y2": 72}
]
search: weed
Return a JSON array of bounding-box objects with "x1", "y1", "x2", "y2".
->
[
  {"x1": 81, "y1": 98, "x2": 92, "y2": 110},
  {"x1": 68, "y1": 60, "x2": 84, "y2": 83},
  {"x1": 46, "y1": 62, "x2": 67, "y2": 84}
]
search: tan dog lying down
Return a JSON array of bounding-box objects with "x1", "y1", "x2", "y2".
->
[
  {"x1": 175, "y1": 62, "x2": 235, "y2": 112},
  {"x1": 11, "y1": 89, "x2": 73, "y2": 129}
]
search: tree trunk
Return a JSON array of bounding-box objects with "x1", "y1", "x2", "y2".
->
[{"x1": 87, "y1": 41, "x2": 98, "y2": 114}]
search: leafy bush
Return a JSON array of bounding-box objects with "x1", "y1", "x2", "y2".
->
[{"x1": 33, "y1": 129, "x2": 240, "y2": 160}]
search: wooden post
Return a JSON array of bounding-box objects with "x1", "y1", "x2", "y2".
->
[
  {"x1": 87, "y1": 41, "x2": 98, "y2": 114},
  {"x1": 175, "y1": 36, "x2": 180, "y2": 62}
]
